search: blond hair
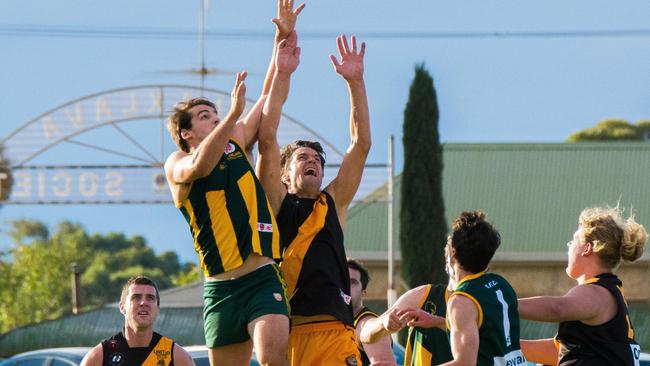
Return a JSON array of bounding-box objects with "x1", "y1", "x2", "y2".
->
[{"x1": 579, "y1": 206, "x2": 647, "y2": 269}]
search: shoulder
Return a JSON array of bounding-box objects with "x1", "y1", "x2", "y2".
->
[
  {"x1": 80, "y1": 344, "x2": 104, "y2": 366},
  {"x1": 173, "y1": 343, "x2": 196, "y2": 366},
  {"x1": 165, "y1": 150, "x2": 189, "y2": 170}
]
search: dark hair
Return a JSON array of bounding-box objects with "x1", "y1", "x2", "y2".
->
[
  {"x1": 347, "y1": 258, "x2": 370, "y2": 290},
  {"x1": 449, "y1": 211, "x2": 501, "y2": 274},
  {"x1": 120, "y1": 275, "x2": 160, "y2": 306},
  {"x1": 167, "y1": 98, "x2": 217, "y2": 153},
  {"x1": 280, "y1": 140, "x2": 326, "y2": 175}
]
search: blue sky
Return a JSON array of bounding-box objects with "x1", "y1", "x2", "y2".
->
[{"x1": 1, "y1": 0, "x2": 649, "y2": 263}]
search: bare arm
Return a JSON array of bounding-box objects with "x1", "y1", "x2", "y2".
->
[
  {"x1": 360, "y1": 285, "x2": 430, "y2": 344},
  {"x1": 355, "y1": 314, "x2": 397, "y2": 365},
  {"x1": 324, "y1": 35, "x2": 371, "y2": 227},
  {"x1": 439, "y1": 294, "x2": 480, "y2": 366},
  {"x1": 257, "y1": 31, "x2": 300, "y2": 214},
  {"x1": 165, "y1": 72, "x2": 247, "y2": 185},
  {"x1": 518, "y1": 284, "x2": 615, "y2": 324},
  {"x1": 521, "y1": 339, "x2": 559, "y2": 366},
  {"x1": 237, "y1": 0, "x2": 304, "y2": 153},
  {"x1": 173, "y1": 344, "x2": 196, "y2": 366},
  {"x1": 79, "y1": 344, "x2": 103, "y2": 366}
]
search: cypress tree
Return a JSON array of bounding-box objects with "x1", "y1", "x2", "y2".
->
[{"x1": 400, "y1": 64, "x2": 448, "y2": 288}]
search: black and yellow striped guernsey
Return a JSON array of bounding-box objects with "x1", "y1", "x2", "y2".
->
[
  {"x1": 556, "y1": 273, "x2": 640, "y2": 365},
  {"x1": 101, "y1": 331, "x2": 174, "y2": 366},
  {"x1": 178, "y1": 139, "x2": 281, "y2": 276},
  {"x1": 404, "y1": 284, "x2": 452, "y2": 366}
]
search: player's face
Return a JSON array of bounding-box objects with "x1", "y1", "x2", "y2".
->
[
  {"x1": 187, "y1": 104, "x2": 220, "y2": 142},
  {"x1": 286, "y1": 147, "x2": 323, "y2": 191},
  {"x1": 121, "y1": 284, "x2": 159, "y2": 330},
  {"x1": 349, "y1": 268, "x2": 364, "y2": 311},
  {"x1": 566, "y1": 227, "x2": 585, "y2": 279}
]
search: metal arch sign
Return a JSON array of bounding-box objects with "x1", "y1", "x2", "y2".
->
[{"x1": 0, "y1": 85, "x2": 353, "y2": 205}]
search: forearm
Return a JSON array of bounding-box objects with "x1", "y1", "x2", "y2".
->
[
  {"x1": 360, "y1": 316, "x2": 392, "y2": 344},
  {"x1": 364, "y1": 336, "x2": 396, "y2": 365},
  {"x1": 259, "y1": 71, "x2": 291, "y2": 150},
  {"x1": 346, "y1": 79, "x2": 371, "y2": 152},
  {"x1": 191, "y1": 112, "x2": 239, "y2": 173},
  {"x1": 521, "y1": 339, "x2": 558, "y2": 365}
]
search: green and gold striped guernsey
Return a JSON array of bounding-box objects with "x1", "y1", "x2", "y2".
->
[
  {"x1": 451, "y1": 272, "x2": 526, "y2": 366},
  {"x1": 178, "y1": 139, "x2": 281, "y2": 276},
  {"x1": 404, "y1": 284, "x2": 452, "y2": 366}
]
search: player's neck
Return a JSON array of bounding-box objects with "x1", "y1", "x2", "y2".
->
[{"x1": 123, "y1": 324, "x2": 154, "y2": 348}]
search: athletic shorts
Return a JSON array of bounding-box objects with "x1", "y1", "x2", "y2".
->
[
  {"x1": 288, "y1": 321, "x2": 361, "y2": 366},
  {"x1": 203, "y1": 263, "x2": 290, "y2": 347}
]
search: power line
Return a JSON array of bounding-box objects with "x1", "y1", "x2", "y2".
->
[{"x1": 2, "y1": 24, "x2": 650, "y2": 40}]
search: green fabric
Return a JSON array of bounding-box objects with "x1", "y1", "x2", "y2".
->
[{"x1": 203, "y1": 264, "x2": 289, "y2": 347}]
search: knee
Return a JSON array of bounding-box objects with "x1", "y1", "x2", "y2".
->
[{"x1": 255, "y1": 351, "x2": 287, "y2": 366}]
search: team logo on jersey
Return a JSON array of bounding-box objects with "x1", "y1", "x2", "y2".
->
[
  {"x1": 340, "y1": 289, "x2": 352, "y2": 305},
  {"x1": 345, "y1": 355, "x2": 358, "y2": 366},
  {"x1": 257, "y1": 222, "x2": 273, "y2": 232},
  {"x1": 224, "y1": 143, "x2": 236, "y2": 154},
  {"x1": 273, "y1": 292, "x2": 283, "y2": 302},
  {"x1": 109, "y1": 352, "x2": 125, "y2": 366},
  {"x1": 424, "y1": 300, "x2": 437, "y2": 315},
  {"x1": 154, "y1": 349, "x2": 170, "y2": 364}
]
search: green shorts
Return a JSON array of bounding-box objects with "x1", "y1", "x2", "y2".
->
[{"x1": 203, "y1": 263, "x2": 290, "y2": 348}]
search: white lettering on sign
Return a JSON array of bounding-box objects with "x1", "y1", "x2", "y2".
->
[
  {"x1": 105, "y1": 172, "x2": 123, "y2": 196},
  {"x1": 79, "y1": 173, "x2": 99, "y2": 197},
  {"x1": 13, "y1": 172, "x2": 32, "y2": 197},
  {"x1": 65, "y1": 103, "x2": 84, "y2": 128},
  {"x1": 148, "y1": 92, "x2": 162, "y2": 114},
  {"x1": 52, "y1": 173, "x2": 72, "y2": 197},
  {"x1": 96, "y1": 97, "x2": 113, "y2": 121},
  {"x1": 42, "y1": 116, "x2": 62, "y2": 140},
  {"x1": 122, "y1": 92, "x2": 138, "y2": 117}
]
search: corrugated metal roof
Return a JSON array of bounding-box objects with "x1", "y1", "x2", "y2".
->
[{"x1": 345, "y1": 142, "x2": 650, "y2": 259}]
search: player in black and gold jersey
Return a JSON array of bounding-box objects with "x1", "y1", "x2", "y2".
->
[
  {"x1": 256, "y1": 31, "x2": 370, "y2": 365},
  {"x1": 519, "y1": 206, "x2": 647, "y2": 366},
  {"x1": 80, "y1": 276, "x2": 194, "y2": 366},
  {"x1": 164, "y1": 2, "x2": 304, "y2": 365},
  {"x1": 348, "y1": 259, "x2": 395, "y2": 366}
]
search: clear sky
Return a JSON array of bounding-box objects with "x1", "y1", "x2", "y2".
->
[{"x1": 1, "y1": 0, "x2": 649, "y2": 263}]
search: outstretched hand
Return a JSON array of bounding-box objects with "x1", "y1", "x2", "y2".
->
[
  {"x1": 329, "y1": 34, "x2": 365, "y2": 82},
  {"x1": 275, "y1": 31, "x2": 301, "y2": 74},
  {"x1": 229, "y1": 71, "x2": 248, "y2": 118},
  {"x1": 272, "y1": 0, "x2": 305, "y2": 39}
]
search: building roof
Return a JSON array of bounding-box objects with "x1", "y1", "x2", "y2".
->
[{"x1": 346, "y1": 143, "x2": 650, "y2": 261}]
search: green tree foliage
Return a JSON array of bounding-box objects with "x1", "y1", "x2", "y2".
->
[
  {"x1": 400, "y1": 64, "x2": 448, "y2": 288},
  {"x1": 0, "y1": 220, "x2": 196, "y2": 333},
  {"x1": 0, "y1": 144, "x2": 13, "y2": 202},
  {"x1": 567, "y1": 119, "x2": 650, "y2": 142}
]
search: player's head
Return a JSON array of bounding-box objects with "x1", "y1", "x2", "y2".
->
[
  {"x1": 167, "y1": 98, "x2": 218, "y2": 153},
  {"x1": 447, "y1": 211, "x2": 501, "y2": 274},
  {"x1": 119, "y1": 275, "x2": 161, "y2": 330},
  {"x1": 280, "y1": 140, "x2": 326, "y2": 192},
  {"x1": 348, "y1": 258, "x2": 370, "y2": 311},
  {"x1": 566, "y1": 206, "x2": 646, "y2": 278}
]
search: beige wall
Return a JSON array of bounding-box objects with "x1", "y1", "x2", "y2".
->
[{"x1": 359, "y1": 259, "x2": 649, "y2": 301}]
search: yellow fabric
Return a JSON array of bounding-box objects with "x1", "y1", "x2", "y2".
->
[
  {"x1": 279, "y1": 193, "x2": 328, "y2": 298},
  {"x1": 237, "y1": 171, "x2": 262, "y2": 254},
  {"x1": 206, "y1": 190, "x2": 243, "y2": 272},
  {"x1": 288, "y1": 321, "x2": 360, "y2": 366},
  {"x1": 141, "y1": 335, "x2": 174, "y2": 366}
]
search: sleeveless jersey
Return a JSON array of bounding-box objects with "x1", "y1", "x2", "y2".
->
[
  {"x1": 101, "y1": 332, "x2": 174, "y2": 366},
  {"x1": 277, "y1": 191, "x2": 354, "y2": 326},
  {"x1": 354, "y1": 306, "x2": 379, "y2": 366},
  {"x1": 452, "y1": 272, "x2": 526, "y2": 366},
  {"x1": 178, "y1": 139, "x2": 281, "y2": 276},
  {"x1": 404, "y1": 284, "x2": 453, "y2": 366},
  {"x1": 556, "y1": 273, "x2": 641, "y2": 365}
]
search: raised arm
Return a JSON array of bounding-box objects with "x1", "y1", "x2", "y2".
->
[
  {"x1": 236, "y1": 0, "x2": 304, "y2": 154},
  {"x1": 439, "y1": 294, "x2": 480, "y2": 366},
  {"x1": 165, "y1": 72, "x2": 247, "y2": 185},
  {"x1": 518, "y1": 284, "x2": 614, "y2": 323},
  {"x1": 256, "y1": 31, "x2": 300, "y2": 214},
  {"x1": 324, "y1": 35, "x2": 371, "y2": 226}
]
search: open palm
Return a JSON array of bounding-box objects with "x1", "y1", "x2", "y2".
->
[{"x1": 330, "y1": 35, "x2": 365, "y2": 81}]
